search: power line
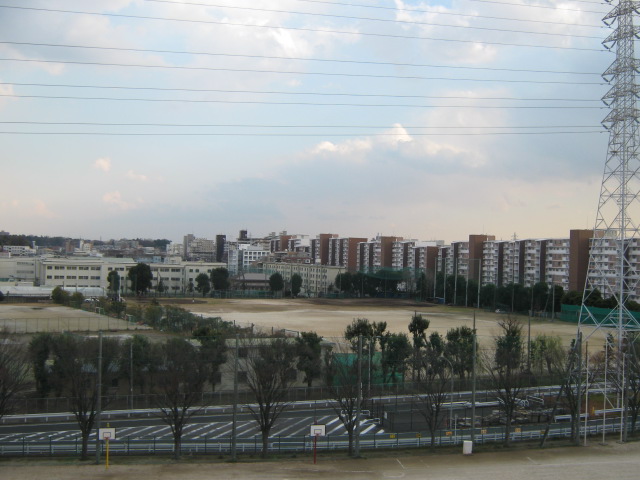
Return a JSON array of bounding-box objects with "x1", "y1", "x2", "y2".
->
[
  {"x1": 145, "y1": 0, "x2": 607, "y2": 28},
  {"x1": 0, "y1": 42, "x2": 604, "y2": 76},
  {"x1": 138, "y1": 0, "x2": 604, "y2": 38},
  {"x1": 0, "y1": 5, "x2": 607, "y2": 51},
  {"x1": 0, "y1": 130, "x2": 604, "y2": 136},
  {"x1": 0, "y1": 58, "x2": 607, "y2": 84},
  {"x1": 292, "y1": 0, "x2": 606, "y2": 12},
  {"x1": 0, "y1": 82, "x2": 602, "y2": 102},
  {"x1": 0, "y1": 121, "x2": 602, "y2": 128},
  {"x1": 0, "y1": 93, "x2": 604, "y2": 108}
]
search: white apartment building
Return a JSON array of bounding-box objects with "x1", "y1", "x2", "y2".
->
[
  {"x1": 392, "y1": 240, "x2": 415, "y2": 269},
  {"x1": 1, "y1": 245, "x2": 36, "y2": 256},
  {"x1": 227, "y1": 244, "x2": 270, "y2": 274},
  {"x1": 502, "y1": 241, "x2": 524, "y2": 285},
  {"x1": 185, "y1": 236, "x2": 216, "y2": 261},
  {"x1": 452, "y1": 241, "x2": 470, "y2": 279},
  {"x1": 263, "y1": 262, "x2": 342, "y2": 297},
  {"x1": 437, "y1": 246, "x2": 452, "y2": 276},
  {"x1": 587, "y1": 236, "x2": 640, "y2": 301},
  {"x1": 482, "y1": 241, "x2": 502, "y2": 286},
  {"x1": 545, "y1": 238, "x2": 570, "y2": 291},
  {"x1": 406, "y1": 242, "x2": 442, "y2": 271},
  {"x1": 287, "y1": 234, "x2": 311, "y2": 253},
  {"x1": 523, "y1": 239, "x2": 546, "y2": 287}
]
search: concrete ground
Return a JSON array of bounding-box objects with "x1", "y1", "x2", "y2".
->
[{"x1": 1, "y1": 440, "x2": 639, "y2": 479}]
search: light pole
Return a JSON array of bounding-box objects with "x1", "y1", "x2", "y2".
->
[
  {"x1": 440, "y1": 356, "x2": 455, "y2": 430},
  {"x1": 471, "y1": 311, "x2": 477, "y2": 443},
  {"x1": 354, "y1": 334, "x2": 363, "y2": 457}
]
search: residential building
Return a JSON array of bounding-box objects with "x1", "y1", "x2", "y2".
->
[
  {"x1": 263, "y1": 262, "x2": 342, "y2": 297},
  {"x1": 312, "y1": 233, "x2": 338, "y2": 265},
  {"x1": 328, "y1": 236, "x2": 367, "y2": 270}
]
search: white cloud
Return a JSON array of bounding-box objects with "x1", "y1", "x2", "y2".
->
[
  {"x1": 94, "y1": 157, "x2": 112, "y2": 172},
  {"x1": 102, "y1": 191, "x2": 137, "y2": 211},
  {"x1": 32, "y1": 200, "x2": 56, "y2": 219},
  {"x1": 0, "y1": 81, "x2": 15, "y2": 109},
  {"x1": 126, "y1": 170, "x2": 148, "y2": 182}
]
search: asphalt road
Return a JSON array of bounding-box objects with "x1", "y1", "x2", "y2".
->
[{"x1": 0, "y1": 407, "x2": 385, "y2": 444}]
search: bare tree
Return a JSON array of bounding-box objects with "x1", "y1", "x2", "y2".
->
[
  {"x1": 244, "y1": 337, "x2": 297, "y2": 458},
  {"x1": 49, "y1": 334, "x2": 120, "y2": 460},
  {"x1": 323, "y1": 340, "x2": 368, "y2": 456},
  {"x1": 153, "y1": 338, "x2": 210, "y2": 459},
  {"x1": 627, "y1": 333, "x2": 640, "y2": 434},
  {"x1": 414, "y1": 332, "x2": 451, "y2": 449},
  {"x1": 0, "y1": 330, "x2": 30, "y2": 420},
  {"x1": 486, "y1": 317, "x2": 526, "y2": 446}
]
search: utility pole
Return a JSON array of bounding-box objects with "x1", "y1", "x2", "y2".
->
[
  {"x1": 471, "y1": 311, "x2": 477, "y2": 444},
  {"x1": 94, "y1": 331, "x2": 103, "y2": 465},
  {"x1": 354, "y1": 334, "x2": 362, "y2": 457},
  {"x1": 231, "y1": 334, "x2": 239, "y2": 461},
  {"x1": 129, "y1": 339, "x2": 134, "y2": 410}
]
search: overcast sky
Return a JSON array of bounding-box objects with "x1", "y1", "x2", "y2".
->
[{"x1": 0, "y1": 0, "x2": 612, "y2": 243}]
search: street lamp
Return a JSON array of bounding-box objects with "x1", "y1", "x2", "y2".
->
[{"x1": 439, "y1": 356, "x2": 455, "y2": 430}]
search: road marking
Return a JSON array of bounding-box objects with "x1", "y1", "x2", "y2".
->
[
  {"x1": 396, "y1": 458, "x2": 406, "y2": 469},
  {"x1": 360, "y1": 422, "x2": 380, "y2": 435}
]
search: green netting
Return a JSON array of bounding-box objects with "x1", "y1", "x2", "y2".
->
[{"x1": 559, "y1": 304, "x2": 640, "y2": 326}]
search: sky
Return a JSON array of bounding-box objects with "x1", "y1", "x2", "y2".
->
[{"x1": 0, "y1": 0, "x2": 614, "y2": 244}]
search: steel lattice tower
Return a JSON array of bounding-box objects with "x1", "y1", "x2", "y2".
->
[
  {"x1": 580, "y1": 0, "x2": 640, "y2": 336},
  {"x1": 577, "y1": 0, "x2": 640, "y2": 444}
]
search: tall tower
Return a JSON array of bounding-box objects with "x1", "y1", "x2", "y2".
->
[
  {"x1": 580, "y1": 0, "x2": 640, "y2": 335},
  {"x1": 578, "y1": 0, "x2": 640, "y2": 443}
]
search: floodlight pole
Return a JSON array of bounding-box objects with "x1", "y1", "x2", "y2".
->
[
  {"x1": 231, "y1": 334, "x2": 239, "y2": 461},
  {"x1": 354, "y1": 334, "x2": 362, "y2": 457},
  {"x1": 471, "y1": 312, "x2": 477, "y2": 443},
  {"x1": 94, "y1": 331, "x2": 103, "y2": 465}
]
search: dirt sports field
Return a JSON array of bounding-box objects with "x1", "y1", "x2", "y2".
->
[
  {"x1": 0, "y1": 298, "x2": 599, "y2": 347},
  {"x1": 186, "y1": 298, "x2": 597, "y2": 347},
  {"x1": 1, "y1": 441, "x2": 639, "y2": 479}
]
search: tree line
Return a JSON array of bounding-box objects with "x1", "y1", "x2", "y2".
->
[{"x1": 2, "y1": 313, "x2": 640, "y2": 460}]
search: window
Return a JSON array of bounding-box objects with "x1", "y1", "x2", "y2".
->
[
  {"x1": 238, "y1": 371, "x2": 248, "y2": 383},
  {"x1": 238, "y1": 347, "x2": 248, "y2": 358}
]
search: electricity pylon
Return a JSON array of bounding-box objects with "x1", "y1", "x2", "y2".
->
[{"x1": 579, "y1": 0, "x2": 640, "y2": 443}]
